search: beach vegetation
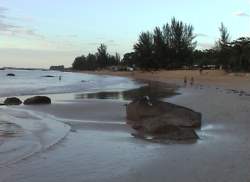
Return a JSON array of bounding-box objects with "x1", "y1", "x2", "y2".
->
[
  {"x1": 72, "y1": 18, "x2": 250, "y2": 72},
  {"x1": 72, "y1": 44, "x2": 120, "y2": 70}
]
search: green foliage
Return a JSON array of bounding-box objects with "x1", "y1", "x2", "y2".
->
[
  {"x1": 228, "y1": 37, "x2": 250, "y2": 71},
  {"x1": 72, "y1": 20, "x2": 250, "y2": 72},
  {"x1": 122, "y1": 52, "x2": 136, "y2": 67},
  {"x1": 134, "y1": 31, "x2": 155, "y2": 69},
  {"x1": 132, "y1": 17, "x2": 196, "y2": 70},
  {"x1": 193, "y1": 24, "x2": 250, "y2": 72},
  {"x1": 97, "y1": 44, "x2": 109, "y2": 68},
  {"x1": 72, "y1": 44, "x2": 120, "y2": 70},
  {"x1": 218, "y1": 23, "x2": 230, "y2": 48}
]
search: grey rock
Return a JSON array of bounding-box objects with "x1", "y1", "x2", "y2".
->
[
  {"x1": 4, "y1": 97, "x2": 22, "y2": 105},
  {"x1": 24, "y1": 96, "x2": 51, "y2": 105},
  {"x1": 126, "y1": 98, "x2": 201, "y2": 141},
  {"x1": 6, "y1": 73, "x2": 15, "y2": 77}
]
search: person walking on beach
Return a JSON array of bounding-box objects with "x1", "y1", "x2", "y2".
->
[
  {"x1": 59, "y1": 75, "x2": 62, "y2": 81},
  {"x1": 190, "y1": 77, "x2": 194, "y2": 86}
]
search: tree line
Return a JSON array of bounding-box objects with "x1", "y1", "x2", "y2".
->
[
  {"x1": 72, "y1": 44, "x2": 120, "y2": 70},
  {"x1": 72, "y1": 18, "x2": 250, "y2": 72},
  {"x1": 193, "y1": 23, "x2": 250, "y2": 72}
]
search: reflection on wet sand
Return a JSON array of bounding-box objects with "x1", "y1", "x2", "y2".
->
[{"x1": 75, "y1": 81, "x2": 178, "y2": 101}]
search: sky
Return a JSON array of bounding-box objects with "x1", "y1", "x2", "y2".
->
[{"x1": 0, "y1": 0, "x2": 250, "y2": 68}]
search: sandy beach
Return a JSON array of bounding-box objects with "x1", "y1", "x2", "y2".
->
[
  {"x1": 86, "y1": 70, "x2": 250, "y2": 92},
  {"x1": 3, "y1": 0, "x2": 250, "y2": 181},
  {"x1": 0, "y1": 70, "x2": 250, "y2": 182}
]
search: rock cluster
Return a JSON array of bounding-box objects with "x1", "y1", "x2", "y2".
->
[{"x1": 2, "y1": 96, "x2": 51, "y2": 106}]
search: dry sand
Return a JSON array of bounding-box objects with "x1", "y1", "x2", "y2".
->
[
  {"x1": 0, "y1": 70, "x2": 250, "y2": 182},
  {"x1": 85, "y1": 69, "x2": 250, "y2": 92}
]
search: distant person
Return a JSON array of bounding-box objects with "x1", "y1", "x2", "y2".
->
[
  {"x1": 59, "y1": 76, "x2": 62, "y2": 81},
  {"x1": 184, "y1": 76, "x2": 187, "y2": 86},
  {"x1": 199, "y1": 68, "x2": 203, "y2": 75},
  {"x1": 190, "y1": 77, "x2": 194, "y2": 86}
]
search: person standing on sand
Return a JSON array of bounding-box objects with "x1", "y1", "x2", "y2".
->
[
  {"x1": 199, "y1": 68, "x2": 203, "y2": 75},
  {"x1": 190, "y1": 77, "x2": 194, "y2": 86},
  {"x1": 184, "y1": 76, "x2": 187, "y2": 86},
  {"x1": 59, "y1": 76, "x2": 62, "y2": 81}
]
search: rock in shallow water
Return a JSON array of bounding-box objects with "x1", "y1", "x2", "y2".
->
[
  {"x1": 24, "y1": 96, "x2": 51, "y2": 105},
  {"x1": 6, "y1": 73, "x2": 15, "y2": 77},
  {"x1": 41, "y1": 75, "x2": 56, "y2": 78},
  {"x1": 4, "y1": 97, "x2": 22, "y2": 105},
  {"x1": 126, "y1": 97, "x2": 202, "y2": 141}
]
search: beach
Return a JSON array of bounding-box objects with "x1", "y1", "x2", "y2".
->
[
  {"x1": 86, "y1": 70, "x2": 250, "y2": 92},
  {"x1": 0, "y1": 70, "x2": 250, "y2": 182}
]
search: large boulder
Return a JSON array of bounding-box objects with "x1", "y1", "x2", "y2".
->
[
  {"x1": 4, "y1": 97, "x2": 22, "y2": 105},
  {"x1": 24, "y1": 96, "x2": 51, "y2": 105},
  {"x1": 127, "y1": 98, "x2": 201, "y2": 129},
  {"x1": 126, "y1": 97, "x2": 202, "y2": 141}
]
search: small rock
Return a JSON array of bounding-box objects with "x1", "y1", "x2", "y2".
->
[
  {"x1": 4, "y1": 97, "x2": 22, "y2": 105},
  {"x1": 6, "y1": 73, "x2": 15, "y2": 77},
  {"x1": 41, "y1": 75, "x2": 55, "y2": 78},
  {"x1": 24, "y1": 96, "x2": 51, "y2": 105}
]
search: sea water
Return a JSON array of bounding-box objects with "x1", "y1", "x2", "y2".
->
[
  {"x1": 0, "y1": 69, "x2": 140, "y2": 98},
  {"x1": 0, "y1": 69, "x2": 140, "y2": 167}
]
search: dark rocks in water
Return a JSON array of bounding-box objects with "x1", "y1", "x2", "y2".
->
[
  {"x1": 4, "y1": 97, "x2": 22, "y2": 105},
  {"x1": 24, "y1": 96, "x2": 51, "y2": 105},
  {"x1": 6, "y1": 73, "x2": 15, "y2": 77},
  {"x1": 126, "y1": 97, "x2": 202, "y2": 141},
  {"x1": 41, "y1": 75, "x2": 55, "y2": 78}
]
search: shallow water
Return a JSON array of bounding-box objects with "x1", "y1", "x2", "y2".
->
[
  {"x1": 0, "y1": 70, "x2": 179, "y2": 170},
  {"x1": 0, "y1": 69, "x2": 140, "y2": 98},
  {"x1": 74, "y1": 81, "x2": 178, "y2": 101},
  {"x1": 0, "y1": 70, "x2": 146, "y2": 167}
]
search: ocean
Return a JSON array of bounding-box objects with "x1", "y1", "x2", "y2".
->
[{"x1": 0, "y1": 69, "x2": 140, "y2": 98}]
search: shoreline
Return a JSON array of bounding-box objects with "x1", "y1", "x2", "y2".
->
[
  {"x1": 81, "y1": 69, "x2": 250, "y2": 92},
  {"x1": 0, "y1": 71, "x2": 250, "y2": 181}
]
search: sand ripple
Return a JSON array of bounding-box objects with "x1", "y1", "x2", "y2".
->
[{"x1": 0, "y1": 108, "x2": 70, "y2": 167}]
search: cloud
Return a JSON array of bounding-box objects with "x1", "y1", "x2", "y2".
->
[
  {"x1": 87, "y1": 40, "x2": 119, "y2": 47},
  {"x1": 0, "y1": 6, "x2": 43, "y2": 38},
  {"x1": 0, "y1": 7, "x2": 8, "y2": 13},
  {"x1": 195, "y1": 33, "x2": 209, "y2": 38},
  {"x1": 233, "y1": 11, "x2": 250, "y2": 17},
  {"x1": 197, "y1": 42, "x2": 214, "y2": 50}
]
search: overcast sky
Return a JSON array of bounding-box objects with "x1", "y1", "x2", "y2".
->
[{"x1": 0, "y1": 0, "x2": 249, "y2": 68}]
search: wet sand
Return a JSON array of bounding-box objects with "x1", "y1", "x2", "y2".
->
[{"x1": 0, "y1": 73, "x2": 250, "y2": 181}]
